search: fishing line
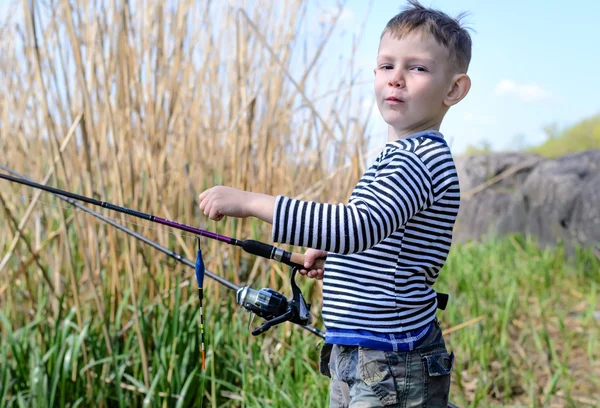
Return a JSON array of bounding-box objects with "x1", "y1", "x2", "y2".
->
[
  {"x1": 0, "y1": 168, "x2": 326, "y2": 338},
  {"x1": 0, "y1": 172, "x2": 324, "y2": 271},
  {"x1": 14, "y1": 193, "x2": 247, "y2": 280},
  {"x1": 14, "y1": 193, "x2": 206, "y2": 242}
]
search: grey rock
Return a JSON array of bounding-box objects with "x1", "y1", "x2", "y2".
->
[{"x1": 453, "y1": 149, "x2": 600, "y2": 252}]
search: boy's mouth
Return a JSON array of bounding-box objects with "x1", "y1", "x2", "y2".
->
[{"x1": 385, "y1": 97, "x2": 404, "y2": 104}]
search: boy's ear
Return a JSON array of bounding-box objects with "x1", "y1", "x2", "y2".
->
[{"x1": 444, "y1": 74, "x2": 471, "y2": 107}]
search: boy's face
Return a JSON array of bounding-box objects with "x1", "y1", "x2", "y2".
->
[{"x1": 374, "y1": 30, "x2": 459, "y2": 138}]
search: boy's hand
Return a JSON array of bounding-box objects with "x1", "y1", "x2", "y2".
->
[
  {"x1": 198, "y1": 186, "x2": 275, "y2": 223},
  {"x1": 299, "y1": 249, "x2": 327, "y2": 280},
  {"x1": 198, "y1": 186, "x2": 251, "y2": 221}
]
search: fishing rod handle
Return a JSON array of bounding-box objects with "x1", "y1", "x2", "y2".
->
[
  {"x1": 289, "y1": 252, "x2": 326, "y2": 270},
  {"x1": 240, "y1": 240, "x2": 325, "y2": 270}
]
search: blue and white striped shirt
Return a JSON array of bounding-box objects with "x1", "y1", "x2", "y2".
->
[{"x1": 271, "y1": 130, "x2": 460, "y2": 349}]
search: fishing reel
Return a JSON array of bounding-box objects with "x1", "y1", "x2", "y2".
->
[{"x1": 235, "y1": 267, "x2": 312, "y2": 336}]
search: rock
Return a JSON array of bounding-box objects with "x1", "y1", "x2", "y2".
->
[
  {"x1": 453, "y1": 149, "x2": 600, "y2": 252},
  {"x1": 570, "y1": 172, "x2": 600, "y2": 245},
  {"x1": 455, "y1": 151, "x2": 540, "y2": 192}
]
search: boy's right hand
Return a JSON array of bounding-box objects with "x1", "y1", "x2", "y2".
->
[{"x1": 299, "y1": 249, "x2": 327, "y2": 280}]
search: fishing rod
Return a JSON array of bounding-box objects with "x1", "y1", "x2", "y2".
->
[
  {"x1": 0, "y1": 172, "x2": 324, "y2": 271},
  {"x1": 0, "y1": 167, "x2": 324, "y2": 339}
]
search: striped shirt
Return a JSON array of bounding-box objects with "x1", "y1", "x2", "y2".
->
[{"x1": 271, "y1": 130, "x2": 460, "y2": 347}]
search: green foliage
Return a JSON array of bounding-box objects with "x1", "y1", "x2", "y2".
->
[
  {"x1": 438, "y1": 235, "x2": 600, "y2": 406},
  {"x1": 1, "y1": 237, "x2": 599, "y2": 407},
  {"x1": 462, "y1": 140, "x2": 493, "y2": 155},
  {"x1": 460, "y1": 113, "x2": 600, "y2": 157},
  {"x1": 1, "y1": 275, "x2": 327, "y2": 408},
  {"x1": 530, "y1": 113, "x2": 600, "y2": 157}
]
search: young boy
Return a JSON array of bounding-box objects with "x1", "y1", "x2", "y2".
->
[{"x1": 198, "y1": 1, "x2": 471, "y2": 406}]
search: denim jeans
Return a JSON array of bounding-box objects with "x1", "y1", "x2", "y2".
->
[{"x1": 320, "y1": 320, "x2": 454, "y2": 407}]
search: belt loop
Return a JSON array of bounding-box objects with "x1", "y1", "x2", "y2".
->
[{"x1": 389, "y1": 334, "x2": 397, "y2": 352}]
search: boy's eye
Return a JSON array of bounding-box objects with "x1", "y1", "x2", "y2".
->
[
  {"x1": 380, "y1": 64, "x2": 393, "y2": 70},
  {"x1": 411, "y1": 66, "x2": 427, "y2": 72}
]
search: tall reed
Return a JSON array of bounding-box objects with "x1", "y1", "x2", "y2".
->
[
  {"x1": 1, "y1": 0, "x2": 370, "y2": 405},
  {"x1": 0, "y1": 0, "x2": 369, "y2": 330}
]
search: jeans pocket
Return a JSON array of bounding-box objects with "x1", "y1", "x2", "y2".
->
[
  {"x1": 358, "y1": 348, "x2": 398, "y2": 406},
  {"x1": 319, "y1": 343, "x2": 333, "y2": 378},
  {"x1": 423, "y1": 350, "x2": 454, "y2": 407}
]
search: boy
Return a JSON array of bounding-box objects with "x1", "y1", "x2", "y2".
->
[{"x1": 198, "y1": 1, "x2": 471, "y2": 406}]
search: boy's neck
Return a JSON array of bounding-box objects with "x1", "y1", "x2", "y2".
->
[{"x1": 387, "y1": 122, "x2": 442, "y2": 142}]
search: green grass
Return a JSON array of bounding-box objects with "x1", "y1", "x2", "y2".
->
[
  {"x1": 1, "y1": 235, "x2": 598, "y2": 407},
  {"x1": 438, "y1": 235, "x2": 600, "y2": 407},
  {"x1": 1, "y1": 273, "x2": 328, "y2": 408}
]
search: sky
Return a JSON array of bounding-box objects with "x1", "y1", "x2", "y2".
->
[
  {"x1": 314, "y1": 0, "x2": 600, "y2": 153},
  {"x1": 1, "y1": 0, "x2": 598, "y2": 155}
]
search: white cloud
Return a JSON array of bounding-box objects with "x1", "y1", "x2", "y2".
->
[{"x1": 494, "y1": 79, "x2": 553, "y2": 102}]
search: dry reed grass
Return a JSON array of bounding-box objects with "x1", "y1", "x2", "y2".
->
[
  {"x1": 0, "y1": 0, "x2": 372, "y2": 396},
  {"x1": 1, "y1": 0, "x2": 370, "y2": 307}
]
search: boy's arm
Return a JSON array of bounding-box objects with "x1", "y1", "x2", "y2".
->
[
  {"x1": 271, "y1": 150, "x2": 436, "y2": 254},
  {"x1": 198, "y1": 186, "x2": 276, "y2": 224},
  {"x1": 198, "y1": 187, "x2": 327, "y2": 272},
  {"x1": 247, "y1": 192, "x2": 276, "y2": 224},
  {"x1": 198, "y1": 149, "x2": 445, "y2": 256}
]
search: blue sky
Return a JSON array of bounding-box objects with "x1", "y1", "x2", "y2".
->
[
  {"x1": 315, "y1": 0, "x2": 600, "y2": 153},
  {"x1": 2, "y1": 0, "x2": 598, "y2": 155}
]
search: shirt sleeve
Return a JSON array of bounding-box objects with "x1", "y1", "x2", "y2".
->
[{"x1": 271, "y1": 150, "x2": 434, "y2": 254}]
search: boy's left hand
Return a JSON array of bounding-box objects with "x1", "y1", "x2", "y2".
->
[{"x1": 198, "y1": 186, "x2": 252, "y2": 221}]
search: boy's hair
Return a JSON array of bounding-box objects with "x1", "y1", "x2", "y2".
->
[{"x1": 381, "y1": 0, "x2": 472, "y2": 73}]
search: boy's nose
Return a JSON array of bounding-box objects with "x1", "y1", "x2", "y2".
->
[{"x1": 388, "y1": 72, "x2": 405, "y2": 88}]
